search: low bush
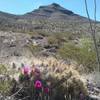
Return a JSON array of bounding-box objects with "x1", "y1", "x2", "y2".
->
[{"x1": 57, "y1": 40, "x2": 97, "y2": 72}]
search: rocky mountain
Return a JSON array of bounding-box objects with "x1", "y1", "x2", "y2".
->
[
  {"x1": 24, "y1": 3, "x2": 75, "y2": 19},
  {"x1": 0, "y1": 3, "x2": 100, "y2": 34}
]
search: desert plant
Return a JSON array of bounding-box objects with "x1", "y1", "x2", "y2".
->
[
  {"x1": 28, "y1": 44, "x2": 42, "y2": 55},
  {"x1": 0, "y1": 64, "x2": 12, "y2": 94},
  {"x1": 57, "y1": 40, "x2": 97, "y2": 72},
  {"x1": 0, "y1": 80, "x2": 11, "y2": 94},
  {"x1": 0, "y1": 64, "x2": 7, "y2": 74}
]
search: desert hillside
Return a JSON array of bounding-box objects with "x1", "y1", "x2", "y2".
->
[{"x1": 0, "y1": 3, "x2": 100, "y2": 100}]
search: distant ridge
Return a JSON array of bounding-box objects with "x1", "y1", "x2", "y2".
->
[{"x1": 0, "y1": 3, "x2": 99, "y2": 33}]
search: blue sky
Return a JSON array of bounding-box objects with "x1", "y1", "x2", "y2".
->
[{"x1": 0, "y1": 0, "x2": 100, "y2": 21}]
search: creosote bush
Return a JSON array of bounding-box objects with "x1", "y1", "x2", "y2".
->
[
  {"x1": 57, "y1": 40, "x2": 97, "y2": 72},
  {"x1": 0, "y1": 64, "x2": 7, "y2": 74},
  {"x1": 0, "y1": 64, "x2": 12, "y2": 94}
]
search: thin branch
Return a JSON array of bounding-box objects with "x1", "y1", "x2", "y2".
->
[
  {"x1": 10, "y1": 87, "x2": 23, "y2": 98},
  {"x1": 21, "y1": 96, "x2": 30, "y2": 100},
  {"x1": 84, "y1": 0, "x2": 100, "y2": 72}
]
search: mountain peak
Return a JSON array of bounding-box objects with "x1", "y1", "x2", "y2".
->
[
  {"x1": 50, "y1": 3, "x2": 61, "y2": 7},
  {"x1": 27, "y1": 3, "x2": 74, "y2": 17},
  {"x1": 38, "y1": 3, "x2": 62, "y2": 10}
]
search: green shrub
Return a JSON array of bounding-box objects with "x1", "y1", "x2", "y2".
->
[
  {"x1": 0, "y1": 64, "x2": 12, "y2": 94},
  {"x1": 0, "y1": 64, "x2": 7, "y2": 74},
  {"x1": 48, "y1": 36, "x2": 59, "y2": 45},
  {"x1": 57, "y1": 41, "x2": 97, "y2": 72},
  {"x1": 0, "y1": 80, "x2": 11, "y2": 94},
  {"x1": 28, "y1": 44, "x2": 42, "y2": 55}
]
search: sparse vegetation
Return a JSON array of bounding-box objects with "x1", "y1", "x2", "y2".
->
[
  {"x1": 0, "y1": 64, "x2": 7, "y2": 74},
  {"x1": 57, "y1": 38, "x2": 97, "y2": 72},
  {"x1": 0, "y1": 80, "x2": 11, "y2": 94},
  {"x1": 28, "y1": 44, "x2": 42, "y2": 55},
  {"x1": 0, "y1": 64, "x2": 12, "y2": 94}
]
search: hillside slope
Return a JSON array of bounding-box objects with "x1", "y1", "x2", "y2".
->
[
  {"x1": 0, "y1": 3, "x2": 100, "y2": 68},
  {"x1": 0, "y1": 3, "x2": 100, "y2": 34}
]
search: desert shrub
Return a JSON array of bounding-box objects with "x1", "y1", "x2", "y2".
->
[
  {"x1": 0, "y1": 64, "x2": 12, "y2": 94},
  {"x1": 53, "y1": 32, "x2": 75, "y2": 41},
  {"x1": 28, "y1": 44, "x2": 42, "y2": 55},
  {"x1": 57, "y1": 40, "x2": 97, "y2": 72},
  {"x1": 47, "y1": 32, "x2": 72, "y2": 46},
  {"x1": 0, "y1": 64, "x2": 7, "y2": 74},
  {"x1": 48, "y1": 36, "x2": 59, "y2": 45},
  {"x1": 0, "y1": 80, "x2": 11, "y2": 94},
  {"x1": 57, "y1": 43, "x2": 80, "y2": 60},
  {"x1": 27, "y1": 31, "x2": 38, "y2": 36}
]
